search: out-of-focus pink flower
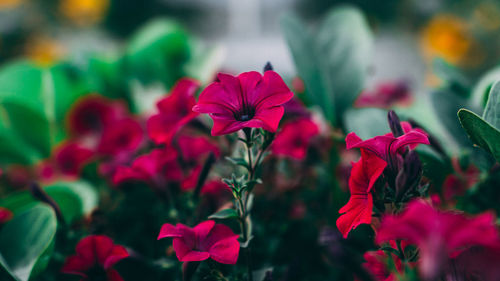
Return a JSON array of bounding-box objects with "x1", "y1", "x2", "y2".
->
[
  {"x1": 447, "y1": 245, "x2": 500, "y2": 281},
  {"x1": 113, "y1": 147, "x2": 182, "y2": 187},
  {"x1": 362, "y1": 250, "x2": 397, "y2": 281},
  {"x1": 177, "y1": 134, "x2": 220, "y2": 164},
  {"x1": 158, "y1": 220, "x2": 240, "y2": 264},
  {"x1": 376, "y1": 200, "x2": 499, "y2": 280},
  {"x1": 200, "y1": 180, "x2": 230, "y2": 196},
  {"x1": 61, "y1": 235, "x2": 129, "y2": 281},
  {"x1": 180, "y1": 165, "x2": 202, "y2": 192},
  {"x1": 283, "y1": 97, "x2": 311, "y2": 119},
  {"x1": 0, "y1": 207, "x2": 13, "y2": 224},
  {"x1": 355, "y1": 81, "x2": 412, "y2": 109},
  {"x1": 67, "y1": 94, "x2": 127, "y2": 137},
  {"x1": 193, "y1": 71, "x2": 293, "y2": 136},
  {"x1": 443, "y1": 158, "x2": 479, "y2": 202},
  {"x1": 147, "y1": 79, "x2": 200, "y2": 145},
  {"x1": 336, "y1": 150, "x2": 387, "y2": 238},
  {"x1": 97, "y1": 118, "x2": 143, "y2": 156},
  {"x1": 346, "y1": 124, "x2": 429, "y2": 166},
  {"x1": 54, "y1": 141, "x2": 94, "y2": 177},
  {"x1": 291, "y1": 77, "x2": 305, "y2": 94},
  {"x1": 272, "y1": 118, "x2": 319, "y2": 160}
]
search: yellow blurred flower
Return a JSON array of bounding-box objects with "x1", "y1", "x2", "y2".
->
[
  {"x1": 0, "y1": 0, "x2": 23, "y2": 10},
  {"x1": 25, "y1": 37, "x2": 65, "y2": 66},
  {"x1": 59, "y1": 0, "x2": 110, "y2": 26},
  {"x1": 421, "y1": 15, "x2": 474, "y2": 65}
]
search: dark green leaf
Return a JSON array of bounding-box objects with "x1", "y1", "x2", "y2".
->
[
  {"x1": 0, "y1": 204, "x2": 57, "y2": 281},
  {"x1": 458, "y1": 108, "x2": 500, "y2": 161},
  {"x1": 482, "y1": 80, "x2": 500, "y2": 128}
]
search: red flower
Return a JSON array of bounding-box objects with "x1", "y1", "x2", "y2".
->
[
  {"x1": 272, "y1": 118, "x2": 319, "y2": 159},
  {"x1": 158, "y1": 220, "x2": 240, "y2": 264},
  {"x1": 193, "y1": 71, "x2": 294, "y2": 136},
  {"x1": 362, "y1": 250, "x2": 397, "y2": 281},
  {"x1": 113, "y1": 147, "x2": 183, "y2": 187},
  {"x1": 0, "y1": 207, "x2": 13, "y2": 224},
  {"x1": 53, "y1": 141, "x2": 94, "y2": 177},
  {"x1": 346, "y1": 124, "x2": 429, "y2": 165},
  {"x1": 336, "y1": 150, "x2": 387, "y2": 238},
  {"x1": 355, "y1": 80, "x2": 412, "y2": 109},
  {"x1": 61, "y1": 235, "x2": 129, "y2": 281},
  {"x1": 97, "y1": 118, "x2": 144, "y2": 156},
  {"x1": 147, "y1": 79, "x2": 200, "y2": 144},
  {"x1": 67, "y1": 94, "x2": 126, "y2": 136},
  {"x1": 376, "y1": 200, "x2": 499, "y2": 280},
  {"x1": 177, "y1": 134, "x2": 220, "y2": 164}
]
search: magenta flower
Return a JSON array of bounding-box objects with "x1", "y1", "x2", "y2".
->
[
  {"x1": 97, "y1": 118, "x2": 144, "y2": 156},
  {"x1": 376, "y1": 200, "x2": 499, "y2": 280},
  {"x1": 355, "y1": 80, "x2": 412, "y2": 109},
  {"x1": 61, "y1": 235, "x2": 129, "y2": 281},
  {"x1": 272, "y1": 118, "x2": 319, "y2": 160},
  {"x1": 346, "y1": 123, "x2": 429, "y2": 167},
  {"x1": 112, "y1": 147, "x2": 183, "y2": 187},
  {"x1": 158, "y1": 220, "x2": 240, "y2": 264},
  {"x1": 177, "y1": 134, "x2": 220, "y2": 164},
  {"x1": 336, "y1": 150, "x2": 387, "y2": 238},
  {"x1": 147, "y1": 79, "x2": 200, "y2": 144},
  {"x1": 0, "y1": 207, "x2": 12, "y2": 224},
  {"x1": 54, "y1": 141, "x2": 94, "y2": 177},
  {"x1": 67, "y1": 94, "x2": 126, "y2": 137},
  {"x1": 192, "y1": 71, "x2": 294, "y2": 136}
]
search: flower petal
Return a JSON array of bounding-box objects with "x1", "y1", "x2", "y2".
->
[{"x1": 208, "y1": 236, "x2": 240, "y2": 264}]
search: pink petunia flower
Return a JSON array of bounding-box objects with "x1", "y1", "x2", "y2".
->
[
  {"x1": 376, "y1": 200, "x2": 500, "y2": 280},
  {"x1": 177, "y1": 134, "x2": 220, "y2": 164},
  {"x1": 97, "y1": 118, "x2": 144, "y2": 156},
  {"x1": 355, "y1": 80, "x2": 413, "y2": 109},
  {"x1": 336, "y1": 150, "x2": 387, "y2": 238},
  {"x1": 67, "y1": 94, "x2": 127, "y2": 137},
  {"x1": 192, "y1": 71, "x2": 294, "y2": 136},
  {"x1": 361, "y1": 250, "x2": 398, "y2": 281},
  {"x1": 54, "y1": 141, "x2": 94, "y2": 177},
  {"x1": 271, "y1": 118, "x2": 319, "y2": 160},
  {"x1": 158, "y1": 220, "x2": 240, "y2": 264},
  {"x1": 346, "y1": 123, "x2": 429, "y2": 168},
  {"x1": 147, "y1": 79, "x2": 200, "y2": 144},
  {"x1": 0, "y1": 207, "x2": 13, "y2": 224},
  {"x1": 61, "y1": 235, "x2": 129, "y2": 281},
  {"x1": 112, "y1": 147, "x2": 183, "y2": 187}
]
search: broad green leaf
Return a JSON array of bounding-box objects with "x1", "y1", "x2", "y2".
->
[
  {"x1": 482, "y1": 80, "x2": 500, "y2": 128},
  {"x1": 125, "y1": 18, "x2": 191, "y2": 88},
  {"x1": 208, "y1": 209, "x2": 239, "y2": 220},
  {"x1": 0, "y1": 204, "x2": 57, "y2": 281},
  {"x1": 471, "y1": 66, "x2": 500, "y2": 109},
  {"x1": 281, "y1": 6, "x2": 372, "y2": 126},
  {"x1": 458, "y1": 108, "x2": 500, "y2": 161},
  {"x1": 0, "y1": 181, "x2": 98, "y2": 224}
]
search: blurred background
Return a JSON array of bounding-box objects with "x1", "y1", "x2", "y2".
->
[{"x1": 3, "y1": 0, "x2": 500, "y2": 93}]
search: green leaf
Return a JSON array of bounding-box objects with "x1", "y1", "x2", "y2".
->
[
  {"x1": 281, "y1": 6, "x2": 372, "y2": 125},
  {"x1": 0, "y1": 204, "x2": 57, "y2": 281},
  {"x1": 208, "y1": 209, "x2": 239, "y2": 220},
  {"x1": 458, "y1": 108, "x2": 500, "y2": 161},
  {"x1": 0, "y1": 181, "x2": 98, "y2": 224},
  {"x1": 471, "y1": 66, "x2": 500, "y2": 109},
  {"x1": 482, "y1": 80, "x2": 500, "y2": 128},
  {"x1": 125, "y1": 18, "x2": 191, "y2": 89}
]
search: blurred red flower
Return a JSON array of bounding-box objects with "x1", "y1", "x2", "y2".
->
[
  {"x1": 147, "y1": 79, "x2": 200, "y2": 144},
  {"x1": 272, "y1": 118, "x2": 319, "y2": 160},
  {"x1": 158, "y1": 220, "x2": 240, "y2": 264},
  {"x1": 53, "y1": 141, "x2": 94, "y2": 177},
  {"x1": 177, "y1": 134, "x2": 220, "y2": 164},
  {"x1": 67, "y1": 94, "x2": 127, "y2": 137},
  {"x1": 336, "y1": 150, "x2": 387, "y2": 238},
  {"x1": 61, "y1": 235, "x2": 129, "y2": 281},
  {"x1": 97, "y1": 118, "x2": 143, "y2": 156},
  {"x1": 355, "y1": 80, "x2": 413, "y2": 109},
  {"x1": 0, "y1": 207, "x2": 13, "y2": 224},
  {"x1": 193, "y1": 71, "x2": 293, "y2": 136},
  {"x1": 113, "y1": 147, "x2": 182, "y2": 187},
  {"x1": 376, "y1": 200, "x2": 499, "y2": 280}
]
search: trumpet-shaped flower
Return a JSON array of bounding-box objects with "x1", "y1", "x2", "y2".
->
[
  {"x1": 336, "y1": 150, "x2": 387, "y2": 238},
  {"x1": 158, "y1": 220, "x2": 240, "y2": 264},
  {"x1": 192, "y1": 71, "x2": 293, "y2": 136},
  {"x1": 272, "y1": 118, "x2": 319, "y2": 160},
  {"x1": 61, "y1": 235, "x2": 129, "y2": 281}
]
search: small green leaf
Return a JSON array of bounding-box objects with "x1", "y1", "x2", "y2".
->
[
  {"x1": 0, "y1": 204, "x2": 57, "y2": 281},
  {"x1": 458, "y1": 108, "x2": 500, "y2": 161},
  {"x1": 208, "y1": 209, "x2": 239, "y2": 220},
  {"x1": 225, "y1": 157, "x2": 250, "y2": 169}
]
